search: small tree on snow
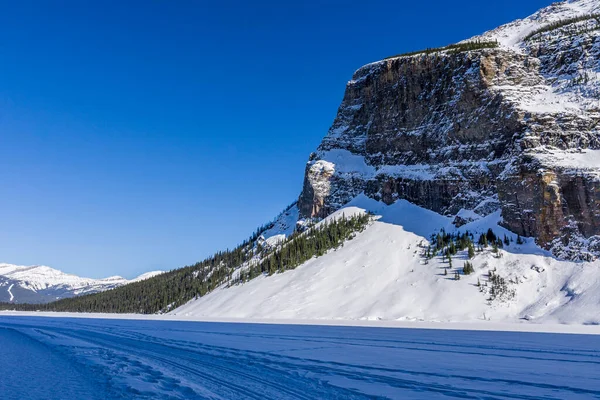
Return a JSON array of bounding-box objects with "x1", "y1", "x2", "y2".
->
[
  {"x1": 468, "y1": 244, "x2": 475, "y2": 259},
  {"x1": 463, "y1": 261, "x2": 475, "y2": 275},
  {"x1": 516, "y1": 235, "x2": 524, "y2": 245}
]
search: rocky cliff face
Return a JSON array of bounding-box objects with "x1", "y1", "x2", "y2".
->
[{"x1": 298, "y1": 0, "x2": 600, "y2": 259}]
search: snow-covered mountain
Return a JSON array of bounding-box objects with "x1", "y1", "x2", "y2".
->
[
  {"x1": 297, "y1": 0, "x2": 600, "y2": 260},
  {"x1": 0, "y1": 263, "x2": 164, "y2": 303},
  {"x1": 172, "y1": 0, "x2": 600, "y2": 324}
]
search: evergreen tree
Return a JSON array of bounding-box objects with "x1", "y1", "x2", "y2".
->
[
  {"x1": 492, "y1": 242, "x2": 499, "y2": 256},
  {"x1": 449, "y1": 241, "x2": 457, "y2": 256},
  {"x1": 516, "y1": 235, "x2": 524, "y2": 245},
  {"x1": 478, "y1": 234, "x2": 488, "y2": 247},
  {"x1": 468, "y1": 243, "x2": 475, "y2": 259},
  {"x1": 463, "y1": 261, "x2": 475, "y2": 275}
]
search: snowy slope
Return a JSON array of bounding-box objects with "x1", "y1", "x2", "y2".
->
[
  {"x1": 260, "y1": 204, "x2": 299, "y2": 247},
  {"x1": 0, "y1": 264, "x2": 164, "y2": 303},
  {"x1": 472, "y1": 0, "x2": 600, "y2": 50},
  {"x1": 173, "y1": 195, "x2": 600, "y2": 325}
]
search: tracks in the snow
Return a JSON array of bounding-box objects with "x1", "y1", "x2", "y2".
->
[{"x1": 1, "y1": 317, "x2": 600, "y2": 400}]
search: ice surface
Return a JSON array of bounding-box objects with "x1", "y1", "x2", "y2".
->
[{"x1": 0, "y1": 315, "x2": 599, "y2": 399}]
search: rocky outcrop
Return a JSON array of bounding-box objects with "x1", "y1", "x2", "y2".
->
[{"x1": 297, "y1": 0, "x2": 600, "y2": 259}]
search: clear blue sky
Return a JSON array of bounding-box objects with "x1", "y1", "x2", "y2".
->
[{"x1": 0, "y1": 0, "x2": 551, "y2": 278}]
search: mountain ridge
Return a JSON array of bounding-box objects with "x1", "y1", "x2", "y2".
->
[{"x1": 0, "y1": 263, "x2": 164, "y2": 303}]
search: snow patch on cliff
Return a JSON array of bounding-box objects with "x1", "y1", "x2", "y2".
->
[
  {"x1": 319, "y1": 149, "x2": 498, "y2": 183},
  {"x1": 321, "y1": 149, "x2": 375, "y2": 176},
  {"x1": 534, "y1": 148, "x2": 600, "y2": 170}
]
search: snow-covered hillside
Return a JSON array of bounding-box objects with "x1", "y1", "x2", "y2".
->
[
  {"x1": 173, "y1": 195, "x2": 600, "y2": 325},
  {"x1": 473, "y1": 0, "x2": 599, "y2": 50},
  {"x1": 0, "y1": 264, "x2": 164, "y2": 304}
]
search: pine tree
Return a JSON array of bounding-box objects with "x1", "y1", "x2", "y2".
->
[
  {"x1": 449, "y1": 241, "x2": 457, "y2": 256},
  {"x1": 486, "y1": 228, "x2": 497, "y2": 243},
  {"x1": 516, "y1": 234, "x2": 524, "y2": 245},
  {"x1": 468, "y1": 243, "x2": 475, "y2": 259},
  {"x1": 492, "y1": 242, "x2": 499, "y2": 255},
  {"x1": 463, "y1": 261, "x2": 475, "y2": 275},
  {"x1": 478, "y1": 233, "x2": 488, "y2": 247}
]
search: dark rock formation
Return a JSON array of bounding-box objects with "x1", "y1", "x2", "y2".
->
[{"x1": 297, "y1": 0, "x2": 600, "y2": 259}]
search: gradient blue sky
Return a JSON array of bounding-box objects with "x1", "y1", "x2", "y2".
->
[{"x1": 0, "y1": 0, "x2": 552, "y2": 278}]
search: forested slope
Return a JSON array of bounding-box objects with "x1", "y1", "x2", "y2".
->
[{"x1": 0, "y1": 211, "x2": 371, "y2": 313}]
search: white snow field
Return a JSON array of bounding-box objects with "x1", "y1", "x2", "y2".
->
[
  {"x1": 0, "y1": 315, "x2": 599, "y2": 400},
  {"x1": 172, "y1": 195, "x2": 600, "y2": 325}
]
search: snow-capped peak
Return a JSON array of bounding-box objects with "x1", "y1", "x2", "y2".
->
[
  {"x1": 0, "y1": 263, "x2": 165, "y2": 303},
  {"x1": 130, "y1": 271, "x2": 166, "y2": 282}
]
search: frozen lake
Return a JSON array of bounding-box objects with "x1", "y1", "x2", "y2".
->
[{"x1": 0, "y1": 316, "x2": 599, "y2": 399}]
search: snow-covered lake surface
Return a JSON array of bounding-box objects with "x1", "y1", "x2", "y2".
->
[{"x1": 0, "y1": 316, "x2": 599, "y2": 399}]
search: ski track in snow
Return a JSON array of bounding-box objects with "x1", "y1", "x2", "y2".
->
[
  {"x1": 7, "y1": 284, "x2": 13, "y2": 302},
  {"x1": 0, "y1": 316, "x2": 599, "y2": 399}
]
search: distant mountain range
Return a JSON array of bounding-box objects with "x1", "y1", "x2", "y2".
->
[{"x1": 0, "y1": 263, "x2": 163, "y2": 303}]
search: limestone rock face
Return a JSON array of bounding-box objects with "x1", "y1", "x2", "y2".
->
[{"x1": 297, "y1": 0, "x2": 600, "y2": 259}]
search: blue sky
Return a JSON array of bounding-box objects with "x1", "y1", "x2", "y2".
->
[{"x1": 0, "y1": 0, "x2": 551, "y2": 278}]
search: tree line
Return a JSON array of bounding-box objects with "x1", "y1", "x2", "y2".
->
[
  {"x1": 523, "y1": 13, "x2": 600, "y2": 41},
  {"x1": 385, "y1": 40, "x2": 499, "y2": 60}
]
